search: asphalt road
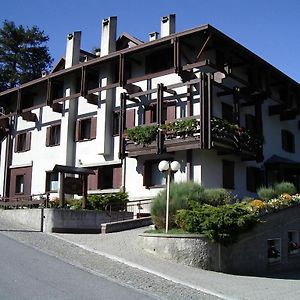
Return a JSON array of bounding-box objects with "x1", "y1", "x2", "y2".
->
[{"x1": 0, "y1": 233, "x2": 155, "y2": 300}]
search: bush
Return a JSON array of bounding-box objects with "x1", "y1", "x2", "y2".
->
[
  {"x1": 202, "y1": 188, "x2": 234, "y2": 206},
  {"x1": 175, "y1": 202, "x2": 257, "y2": 245},
  {"x1": 257, "y1": 186, "x2": 276, "y2": 201},
  {"x1": 151, "y1": 182, "x2": 205, "y2": 229},
  {"x1": 274, "y1": 181, "x2": 296, "y2": 196},
  {"x1": 87, "y1": 192, "x2": 128, "y2": 210}
]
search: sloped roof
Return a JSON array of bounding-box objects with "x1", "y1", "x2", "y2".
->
[{"x1": 117, "y1": 32, "x2": 144, "y2": 50}]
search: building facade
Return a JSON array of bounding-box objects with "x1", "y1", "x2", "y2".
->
[{"x1": 0, "y1": 15, "x2": 299, "y2": 202}]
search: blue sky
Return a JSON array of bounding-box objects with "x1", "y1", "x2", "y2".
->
[{"x1": 1, "y1": 0, "x2": 300, "y2": 82}]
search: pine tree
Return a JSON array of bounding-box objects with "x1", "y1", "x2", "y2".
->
[{"x1": 0, "y1": 20, "x2": 53, "y2": 92}]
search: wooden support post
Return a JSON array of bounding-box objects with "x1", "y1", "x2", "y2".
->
[
  {"x1": 200, "y1": 73, "x2": 212, "y2": 149},
  {"x1": 82, "y1": 174, "x2": 87, "y2": 209},
  {"x1": 17, "y1": 89, "x2": 22, "y2": 114},
  {"x1": 173, "y1": 37, "x2": 180, "y2": 74},
  {"x1": 59, "y1": 172, "x2": 65, "y2": 207},
  {"x1": 80, "y1": 66, "x2": 87, "y2": 97},
  {"x1": 255, "y1": 99, "x2": 264, "y2": 162},
  {"x1": 156, "y1": 84, "x2": 164, "y2": 154},
  {"x1": 187, "y1": 84, "x2": 193, "y2": 117},
  {"x1": 233, "y1": 87, "x2": 240, "y2": 126},
  {"x1": 119, "y1": 54, "x2": 125, "y2": 87},
  {"x1": 118, "y1": 92, "x2": 126, "y2": 159}
]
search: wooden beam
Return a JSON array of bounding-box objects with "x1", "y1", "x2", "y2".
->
[{"x1": 196, "y1": 34, "x2": 211, "y2": 62}]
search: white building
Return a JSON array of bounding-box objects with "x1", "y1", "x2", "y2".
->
[{"x1": 0, "y1": 15, "x2": 299, "y2": 203}]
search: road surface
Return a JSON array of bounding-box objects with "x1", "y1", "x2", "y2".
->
[{"x1": 0, "y1": 233, "x2": 154, "y2": 300}]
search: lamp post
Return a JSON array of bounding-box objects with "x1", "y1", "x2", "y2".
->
[{"x1": 158, "y1": 160, "x2": 181, "y2": 233}]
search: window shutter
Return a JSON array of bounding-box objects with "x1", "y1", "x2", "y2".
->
[
  {"x1": 144, "y1": 107, "x2": 152, "y2": 124},
  {"x1": 46, "y1": 127, "x2": 51, "y2": 146},
  {"x1": 166, "y1": 102, "x2": 176, "y2": 121},
  {"x1": 90, "y1": 117, "x2": 97, "y2": 139},
  {"x1": 75, "y1": 120, "x2": 80, "y2": 142},
  {"x1": 14, "y1": 134, "x2": 19, "y2": 153},
  {"x1": 88, "y1": 168, "x2": 98, "y2": 190},
  {"x1": 112, "y1": 166, "x2": 122, "y2": 189},
  {"x1": 126, "y1": 109, "x2": 135, "y2": 129},
  {"x1": 25, "y1": 132, "x2": 31, "y2": 151},
  {"x1": 143, "y1": 162, "x2": 151, "y2": 187}
]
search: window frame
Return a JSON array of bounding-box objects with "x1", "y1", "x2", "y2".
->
[
  {"x1": 75, "y1": 116, "x2": 97, "y2": 142},
  {"x1": 281, "y1": 129, "x2": 295, "y2": 153},
  {"x1": 14, "y1": 131, "x2": 31, "y2": 153},
  {"x1": 46, "y1": 123, "x2": 61, "y2": 147},
  {"x1": 45, "y1": 171, "x2": 59, "y2": 192},
  {"x1": 15, "y1": 174, "x2": 25, "y2": 194}
]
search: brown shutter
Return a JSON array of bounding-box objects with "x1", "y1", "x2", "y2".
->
[
  {"x1": 143, "y1": 161, "x2": 151, "y2": 187},
  {"x1": 14, "y1": 134, "x2": 19, "y2": 153},
  {"x1": 90, "y1": 117, "x2": 97, "y2": 139},
  {"x1": 166, "y1": 102, "x2": 176, "y2": 121},
  {"x1": 88, "y1": 168, "x2": 98, "y2": 190},
  {"x1": 46, "y1": 127, "x2": 51, "y2": 146},
  {"x1": 112, "y1": 165, "x2": 122, "y2": 189},
  {"x1": 75, "y1": 120, "x2": 80, "y2": 141},
  {"x1": 25, "y1": 132, "x2": 31, "y2": 151},
  {"x1": 126, "y1": 109, "x2": 135, "y2": 129},
  {"x1": 144, "y1": 107, "x2": 152, "y2": 124}
]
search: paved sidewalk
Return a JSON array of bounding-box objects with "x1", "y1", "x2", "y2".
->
[{"x1": 52, "y1": 227, "x2": 300, "y2": 300}]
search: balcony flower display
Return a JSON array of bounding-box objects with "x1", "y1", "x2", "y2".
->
[
  {"x1": 125, "y1": 118, "x2": 200, "y2": 145},
  {"x1": 211, "y1": 117, "x2": 263, "y2": 153}
]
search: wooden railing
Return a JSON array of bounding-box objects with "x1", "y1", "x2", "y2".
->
[{"x1": 0, "y1": 193, "x2": 49, "y2": 209}]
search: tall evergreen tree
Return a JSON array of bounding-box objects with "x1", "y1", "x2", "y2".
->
[{"x1": 0, "y1": 20, "x2": 53, "y2": 92}]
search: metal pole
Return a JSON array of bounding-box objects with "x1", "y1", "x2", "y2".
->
[{"x1": 165, "y1": 167, "x2": 171, "y2": 233}]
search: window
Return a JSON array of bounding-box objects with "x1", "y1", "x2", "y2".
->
[
  {"x1": 288, "y1": 231, "x2": 299, "y2": 255},
  {"x1": 75, "y1": 117, "x2": 97, "y2": 142},
  {"x1": 223, "y1": 160, "x2": 234, "y2": 189},
  {"x1": 267, "y1": 239, "x2": 281, "y2": 263},
  {"x1": 282, "y1": 130, "x2": 295, "y2": 153},
  {"x1": 46, "y1": 123, "x2": 61, "y2": 146},
  {"x1": 143, "y1": 161, "x2": 167, "y2": 187},
  {"x1": 246, "y1": 167, "x2": 264, "y2": 192},
  {"x1": 87, "y1": 165, "x2": 122, "y2": 190},
  {"x1": 222, "y1": 103, "x2": 233, "y2": 123},
  {"x1": 14, "y1": 132, "x2": 31, "y2": 152},
  {"x1": 15, "y1": 175, "x2": 24, "y2": 194},
  {"x1": 45, "y1": 172, "x2": 59, "y2": 192}
]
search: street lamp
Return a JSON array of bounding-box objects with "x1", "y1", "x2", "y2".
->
[{"x1": 158, "y1": 160, "x2": 181, "y2": 233}]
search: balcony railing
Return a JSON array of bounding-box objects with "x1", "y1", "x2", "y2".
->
[
  {"x1": 211, "y1": 117, "x2": 263, "y2": 155},
  {"x1": 125, "y1": 116, "x2": 263, "y2": 158}
]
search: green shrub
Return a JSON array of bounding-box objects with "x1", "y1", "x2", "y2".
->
[
  {"x1": 175, "y1": 202, "x2": 257, "y2": 245},
  {"x1": 87, "y1": 192, "x2": 128, "y2": 210},
  {"x1": 202, "y1": 188, "x2": 234, "y2": 206},
  {"x1": 257, "y1": 186, "x2": 276, "y2": 201},
  {"x1": 151, "y1": 182, "x2": 205, "y2": 229},
  {"x1": 274, "y1": 181, "x2": 296, "y2": 196}
]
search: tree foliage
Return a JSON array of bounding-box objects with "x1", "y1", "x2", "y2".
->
[{"x1": 0, "y1": 20, "x2": 53, "y2": 91}]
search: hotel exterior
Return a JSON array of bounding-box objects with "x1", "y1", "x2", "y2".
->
[{"x1": 0, "y1": 15, "x2": 299, "y2": 204}]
